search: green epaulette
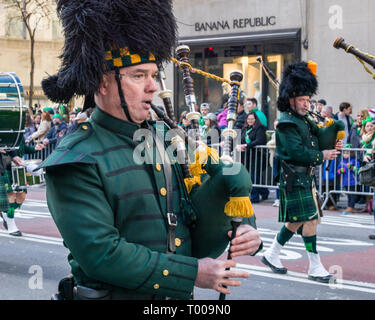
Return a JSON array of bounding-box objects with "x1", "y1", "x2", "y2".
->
[
  {"x1": 39, "y1": 122, "x2": 96, "y2": 169},
  {"x1": 277, "y1": 111, "x2": 299, "y2": 128}
]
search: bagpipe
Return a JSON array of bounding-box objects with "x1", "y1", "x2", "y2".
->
[
  {"x1": 333, "y1": 36, "x2": 375, "y2": 79},
  {"x1": 256, "y1": 57, "x2": 345, "y2": 150},
  {"x1": 152, "y1": 45, "x2": 255, "y2": 300}
]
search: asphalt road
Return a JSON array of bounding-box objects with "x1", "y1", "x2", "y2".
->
[{"x1": 0, "y1": 187, "x2": 374, "y2": 300}]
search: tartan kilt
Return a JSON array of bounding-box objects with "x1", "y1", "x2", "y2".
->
[
  {"x1": 0, "y1": 175, "x2": 9, "y2": 212},
  {"x1": 279, "y1": 185, "x2": 318, "y2": 222},
  {"x1": 3, "y1": 170, "x2": 27, "y2": 193}
]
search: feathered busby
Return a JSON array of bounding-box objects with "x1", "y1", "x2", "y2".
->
[
  {"x1": 277, "y1": 61, "x2": 318, "y2": 112},
  {"x1": 42, "y1": 0, "x2": 177, "y2": 104}
]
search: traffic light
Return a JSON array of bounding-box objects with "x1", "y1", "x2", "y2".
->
[{"x1": 204, "y1": 47, "x2": 217, "y2": 58}]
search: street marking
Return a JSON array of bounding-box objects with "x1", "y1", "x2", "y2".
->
[
  {"x1": 235, "y1": 263, "x2": 375, "y2": 294},
  {"x1": 321, "y1": 214, "x2": 374, "y2": 229},
  {"x1": 0, "y1": 229, "x2": 63, "y2": 246}
]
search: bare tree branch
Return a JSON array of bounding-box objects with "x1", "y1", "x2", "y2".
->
[{"x1": 2, "y1": 0, "x2": 54, "y2": 114}]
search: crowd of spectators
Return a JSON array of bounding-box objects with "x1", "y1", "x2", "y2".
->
[
  {"x1": 176, "y1": 93, "x2": 375, "y2": 215},
  {"x1": 24, "y1": 104, "x2": 91, "y2": 159}
]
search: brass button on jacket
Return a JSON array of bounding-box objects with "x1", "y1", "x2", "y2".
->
[{"x1": 160, "y1": 188, "x2": 167, "y2": 196}]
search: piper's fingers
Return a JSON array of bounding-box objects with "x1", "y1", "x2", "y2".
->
[
  {"x1": 215, "y1": 285, "x2": 231, "y2": 295},
  {"x1": 230, "y1": 243, "x2": 260, "y2": 257},
  {"x1": 224, "y1": 269, "x2": 250, "y2": 280},
  {"x1": 221, "y1": 259, "x2": 237, "y2": 270},
  {"x1": 220, "y1": 278, "x2": 242, "y2": 288}
]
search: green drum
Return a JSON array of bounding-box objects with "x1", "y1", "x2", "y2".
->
[
  {"x1": 0, "y1": 72, "x2": 27, "y2": 150},
  {"x1": 11, "y1": 165, "x2": 28, "y2": 190},
  {"x1": 24, "y1": 160, "x2": 44, "y2": 186},
  {"x1": 11, "y1": 160, "x2": 44, "y2": 190}
]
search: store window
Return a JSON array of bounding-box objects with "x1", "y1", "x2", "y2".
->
[{"x1": 175, "y1": 33, "x2": 300, "y2": 129}]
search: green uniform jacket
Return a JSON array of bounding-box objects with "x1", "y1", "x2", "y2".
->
[
  {"x1": 276, "y1": 111, "x2": 324, "y2": 189},
  {"x1": 41, "y1": 107, "x2": 257, "y2": 300}
]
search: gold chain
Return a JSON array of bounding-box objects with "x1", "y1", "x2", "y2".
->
[{"x1": 170, "y1": 57, "x2": 241, "y2": 86}]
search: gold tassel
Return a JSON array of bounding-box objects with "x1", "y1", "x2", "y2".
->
[
  {"x1": 324, "y1": 118, "x2": 334, "y2": 127},
  {"x1": 224, "y1": 196, "x2": 254, "y2": 218},
  {"x1": 336, "y1": 130, "x2": 345, "y2": 140},
  {"x1": 184, "y1": 176, "x2": 202, "y2": 194},
  {"x1": 184, "y1": 146, "x2": 220, "y2": 193}
]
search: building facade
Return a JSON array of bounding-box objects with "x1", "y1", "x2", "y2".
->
[
  {"x1": 0, "y1": 0, "x2": 374, "y2": 123},
  {"x1": 168, "y1": 0, "x2": 375, "y2": 127},
  {"x1": 0, "y1": 1, "x2": 63, "y2": 109}
]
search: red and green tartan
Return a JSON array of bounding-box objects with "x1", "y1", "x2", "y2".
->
[
  {"x1": 0, "y1": 175, "x2": 9, "y2": 212},
  {"x1": 279, "y1": 186, "x2": 318, "y2": 222}
]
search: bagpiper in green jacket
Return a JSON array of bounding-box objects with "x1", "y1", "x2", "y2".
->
[{"x1": 41, "y1": 107, "x2": 258, "y2": 300}]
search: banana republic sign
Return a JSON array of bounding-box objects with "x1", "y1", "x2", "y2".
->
[{"x1": 195, "y1": 16, "x2": 276, "y2": 32}]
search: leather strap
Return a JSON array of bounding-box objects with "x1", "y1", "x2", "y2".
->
[{"x1": 151, "y1": 125, "x2": 177, "y2": 254}]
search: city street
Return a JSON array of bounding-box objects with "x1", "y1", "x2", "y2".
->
[{"x1": 0, "y1": 187, "x2": 374, "y2": 300}]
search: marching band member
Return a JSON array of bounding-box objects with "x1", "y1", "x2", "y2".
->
[
  {"x1": 1, "y1": 137, "x2": 43, "y2": 236},
  {"x1": 39, "y1": 0, "x2": 261, "y2": 300},
  {"x1": 261, "y1": 61, "x2": 343, "y2": 283}
]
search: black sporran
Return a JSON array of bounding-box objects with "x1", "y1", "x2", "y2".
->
[{"x1": 358, "y1": 161, "x2": 375, "y2": 187}]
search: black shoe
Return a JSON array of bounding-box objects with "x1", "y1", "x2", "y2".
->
[
  {"x1": 369, "y1": 234, "x2": 375, "y2": 240},
  {"x1": 9, "y1": 230, "x2": 22, "y2": 237},
  {"x1": 308, "y1": 274, "x2": 336, "y2": 284},
  {"x1": 261, "y1": 256, "x2": 288, "y2": 274}
]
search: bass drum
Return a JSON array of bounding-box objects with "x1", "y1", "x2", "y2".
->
[{"x1": 0, "y1": 72, "x2": 27, "y2": 150}]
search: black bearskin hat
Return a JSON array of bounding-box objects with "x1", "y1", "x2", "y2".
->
[
  {"x1": 277, "y1": 61, "x2": 318, "y2": 112},
  {"x1": 42, "y1": 0, "x2": 177, "y2": 104}
]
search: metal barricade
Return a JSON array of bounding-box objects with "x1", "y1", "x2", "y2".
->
[
  {"x1": 320, "y1": 147, "x2": 373, "y2": 209},
  {"x1": 242, "y1": 145, "x2": 373, "y2": 210},
  {"x1": 24, "y1": 142, "x2": 56, "y2": 161}
]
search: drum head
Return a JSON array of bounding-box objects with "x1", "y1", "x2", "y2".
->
[{"x1": 0, "y1": 72, "x2": 27, "y2": 150}]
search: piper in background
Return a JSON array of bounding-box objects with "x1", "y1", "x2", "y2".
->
[{"x1": 261, "y1": 61, "x2": 343, "y2": 283}]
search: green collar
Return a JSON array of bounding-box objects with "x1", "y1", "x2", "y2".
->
[{"x1": 91, "y1": 106, "x2": 143, "y2": 137}]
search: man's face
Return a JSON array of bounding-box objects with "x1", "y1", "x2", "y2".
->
[
  {"x1": 99, "y1": 63, "x2": 158, "y2": 124},
  {"x1": 289, "y1": 96, "x2": 310, "y2": 116},
  {"x1": 246, "y1": 100, "x2": 255, "y2": 111},
  {"x1": 120, "y1": 63, "x2": 158, "y2": 123},
  {"x1": 316, "y1": 103, "x2": 323, "y2": 112},
  {"x1": 201, "y1": 108, "x2": 209, "y2": 116},
  {"x1": 343, "y1": 106, "x2": 352, "y2": 116},
  {"x1": 321, "y1": 108, "x2": 332, "y2": 118},
  {"x1": 53, "y1": 117, "x2": 61, "y2": 125}
]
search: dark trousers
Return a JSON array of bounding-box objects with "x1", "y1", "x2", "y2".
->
[{"x1": 344, "y1": 186, "x2": 360, "y2": 208}]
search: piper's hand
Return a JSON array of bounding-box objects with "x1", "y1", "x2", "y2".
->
[
  {"x1": 12, "y1": 156, "x2": 23, "y2": 167},
  {"x1": 34, "y1": 144, "x2": 44, "y2": 151},
  {"x1": 323, "y1": 149, "x2": 340, "y2": 160},
  {"x1": 195, "y1": 258, "x2": 250, "y2": 295},
  {"x1": 228, "y1": 224, "x2": 261, "y2": 257},
  {"x1": 364, "y1": 155, "x2": 372, "y2": 162},
  {"x1": 335, "y1": 140, "x2": 343, "y2": 151},
  {"x1": 235, "y1": 144, "x2": 246, "y2": 152},
  {"x1": 0, "y1": 149, "x2": 6, "y2": 154}
]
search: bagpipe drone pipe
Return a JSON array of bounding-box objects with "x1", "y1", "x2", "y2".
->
[{"x1": 153, "y1": 45, "x2": 255, "y2": 264}]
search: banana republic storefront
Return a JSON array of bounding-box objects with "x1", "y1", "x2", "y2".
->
[
  {"x1": 170, "y1": 0, "x2": 375, "y2": 128},
  {"x1": 174, "y1": 28, "x2": 300, "y2": 128},
  {"x1": 172, "y1": 1, "x2": 303, "y2": 129}
]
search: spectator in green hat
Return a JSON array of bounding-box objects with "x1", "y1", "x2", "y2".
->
[{"x1": 43, "y1": 113, "x2": 67, "y2": 148}]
